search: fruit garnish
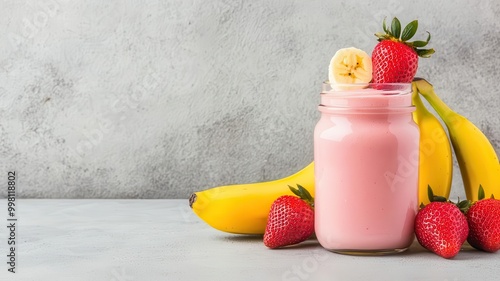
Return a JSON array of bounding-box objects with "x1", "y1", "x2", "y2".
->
[
  {"x1": 414, "y1": 186, "x2": 469, "y2": 259},
  {"x1": 263, "y1": 184, "x2": 314, "y2": 249},
  {"x1": 328, "y1": 47, "x2": 372, "y2": 88},
  {"x1": 466, "y1": 186, "x2": 500, "y2": 252},
  {"x1": 372, "y1": 17, "x2": 435, "y2": 83}
]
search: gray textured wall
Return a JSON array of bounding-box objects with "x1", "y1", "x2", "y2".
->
[{"x1": 1, "y1": 0, "x2": 499, "y2": 199}]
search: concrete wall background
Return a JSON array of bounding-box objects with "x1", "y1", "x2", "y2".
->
[{"x1": 1, "y1": 0, "x2": 499, "y2": 199}]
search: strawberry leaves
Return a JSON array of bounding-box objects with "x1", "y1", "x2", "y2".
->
[
  {"x1": 379, "y1": 17, "x2": 402, "y2": 39},
  {"x1": 478, "y1": 185, "x2": 486, "y2": 200},
  {"x1": 427, "y1": 184, "x2": 448, "y2": 203},
  {"x1": 411, "y1": 32, "x2": 431, "y2": 47},
  {"x1": 288, "y1": 184, "x2": 314, "y2": 207},
  {"x1": 401, "y1": 20, "x2": 418, "y2": 41},
  {"x1": 375, "y1": 17, "x2": 435, "y2": 59},
  {"x1": 391, "y1": 17, "x2": 401, "y2": 38},
  {"x1": 425, "y1": 185, "x2": 471, "y2": 213}
]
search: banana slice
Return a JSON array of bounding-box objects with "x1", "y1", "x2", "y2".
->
[{"x1": 328, "y1": 47, "x2": 372, "y2": 88}]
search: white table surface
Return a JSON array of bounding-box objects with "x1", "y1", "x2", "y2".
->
[{"x1": 2, "y1": 199, "x2": 500, "y2": 281}]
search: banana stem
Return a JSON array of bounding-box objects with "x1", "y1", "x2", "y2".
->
[
  {"x1": 414, "y1": 79, "x2": 454, "y2": 122},
  {"x1": 411, "y1": 83, "x2": 430, "y2": 119}
]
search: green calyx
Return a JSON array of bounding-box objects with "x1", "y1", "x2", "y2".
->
[
  {"x1": 477, "y1": 185, "x2": 495, "y2": 200},
  {"x1": 424, "y1": 185, "x2": 471, "y2": 213},
  {"x1": 375, "y1": 17, "x2": 435, "y2": 58},
  {"x1": 426, "y1": 185, "x2": 448, "y2": 203},
  {"x1": 478, "y1": 185, "x2": 486, "y2": 200},
  {"x1": 289, "y1": 184, "x2": 314, "y2": 208}
]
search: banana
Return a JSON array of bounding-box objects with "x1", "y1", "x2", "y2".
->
[
  {"x1": 411, "y1": 82, "x2": 453, "y2": 205},
  {"x1": 328, "y1": 47, "x2": 372, "y2": 86},
  {"x1": 189, "y1": 162, "x2": 315, "y2": 234},
  {"x1": 414, "y1": 78, "x2": 500, "y2": 201}
]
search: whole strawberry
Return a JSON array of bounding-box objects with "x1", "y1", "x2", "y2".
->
[
  {"x1": 414, "y1": 189, "x2": 469, "y2": 258},
  {"x1": 372, "y1": 17, "x2": 435, "y2": 83},
  {"x1": 466, "y1": 195, "x2": 500, "y2": 252},
  {"x1": 263, "y1": 184, "x2": 314, "y2": 249}
]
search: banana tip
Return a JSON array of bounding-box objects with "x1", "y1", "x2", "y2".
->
[{"x1": 189, "y1": 193, "x2": 197, "y2": 208}]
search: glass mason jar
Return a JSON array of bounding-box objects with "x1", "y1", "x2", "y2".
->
[{"x1": 314, "y1": 83, "x2": 419, "y2": 255}]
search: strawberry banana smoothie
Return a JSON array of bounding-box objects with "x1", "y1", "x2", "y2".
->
[{"x1": 314, "y1": 83, "x2": 419, "y2": 254}]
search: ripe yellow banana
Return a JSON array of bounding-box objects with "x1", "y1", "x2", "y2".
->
[
  {"x1": 189, "y1": 162, "x2": 315, "y2": 234},
  {"x1": 414, "y1": 78, "x2": 500, "y2": 201},
  {"x1": 411, "y1": 82, "x2": 453, "y2": 205}
]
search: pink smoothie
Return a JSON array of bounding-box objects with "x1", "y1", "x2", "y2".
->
[{"x1": 314, "y1": 84, "x2": 419, "y2": 253}]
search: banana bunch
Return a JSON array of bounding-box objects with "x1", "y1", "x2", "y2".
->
[
  {"x1": 414, "y1": 78, "x2": 500, "y2": 201},
  {"x1": 189, "y1": 162, "x2": 315, "y2": 234},
  {"x1": 411, "y1": 82, "x2": 453, "y2": 205}
]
